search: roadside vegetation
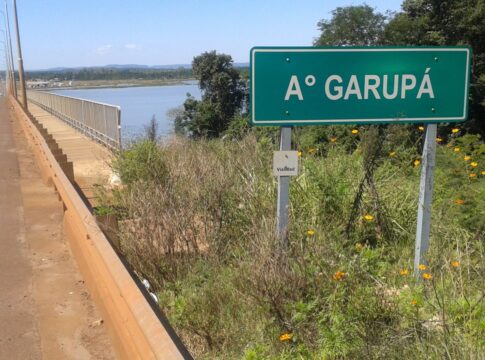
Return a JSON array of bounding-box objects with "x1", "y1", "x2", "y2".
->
[
  {"x1": 107, "y1": 128, "x2": 484, "y2": 359},
  {"x1": 97, "y1": 1, "x2": 485, "y2": 358}
]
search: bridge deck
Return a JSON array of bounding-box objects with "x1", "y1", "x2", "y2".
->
[
  {"x1": 0, "y1": 98, "x2": 115, "y2": 359},
  {"x1": 27, "y1": 101, "x2": 113, "y2": 205}
]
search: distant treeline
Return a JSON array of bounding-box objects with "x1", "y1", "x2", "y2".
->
[
  {"x1": 25, "y1": 67, "x2": 194, "y2": 81},
  {"x1": 25, "y1": 66, "x2": 249, "y2": 82}
]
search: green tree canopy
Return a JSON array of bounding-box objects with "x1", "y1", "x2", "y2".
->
[
  {"x1": 315, "y1": 5, "x2": 388, "y2": 46},
  {"x1": 315, "y1": 1, "x2": 485, "y2": 136},
  {"x1": 175, "y1": 51, "x2": 246, "y2": 138},
  {"x1": 385, "y1": 0, "x2": 485, "y2": 135}
]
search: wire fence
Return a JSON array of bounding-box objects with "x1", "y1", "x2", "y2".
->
[{"x1": 27, "y1": 90, "x2": 121, "y2": 150}]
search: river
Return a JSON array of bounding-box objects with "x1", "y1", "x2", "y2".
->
[{"x1": 52, "y1": 81, "x2": 201, "y2": 140}]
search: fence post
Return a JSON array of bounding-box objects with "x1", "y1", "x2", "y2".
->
[{"x1": 117, "y1": 107, "x2": 122, "y2": 150}]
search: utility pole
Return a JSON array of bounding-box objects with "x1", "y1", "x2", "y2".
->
[
  {"x1": 4, "y1": 3, "x2": 16, "y2": 98},
  {"x1": 0, "y1": 39, "x2": 8, "y2": 95},
  {"x1": 12, "y1": 0, "x2": 26, "y2": 109}
]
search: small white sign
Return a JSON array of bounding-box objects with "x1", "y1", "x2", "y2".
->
[{"x1": 273, "y1": 151, "x2": 299, "y2": 177}]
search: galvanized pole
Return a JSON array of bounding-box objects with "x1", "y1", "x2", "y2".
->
[
  {"x1": 1, "y1": 30, "x2": 12, "y2": 96},
  {"x1": 12, "y1": 0, "x2": 26, "y2": 109},
  {"x1": 4, "y1": 3, "x2": 16, "y2": 98},
  {"x1": 276, "y1": 126, "x2": 292, "y2": 248},
  {"x1": 0, "y1": 36, "x2": 7, "y2": 94},
  {"x1": 414, "y1": 123, "x2": 437, "y2": 277}
]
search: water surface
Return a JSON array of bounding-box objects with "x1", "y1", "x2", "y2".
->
[{"x1": 53, "y1": 82, "x2": 201, "y2": 140}]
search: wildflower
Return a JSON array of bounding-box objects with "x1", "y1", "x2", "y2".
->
[
  {"x1": 351, "y1": 129, "x2": 359, "y2": 135},
  {"x1": 422, "y1": 273, "x2": 433, "y2": 280},
  {"x1": 279, "y1": 333, "x2": 293, "y2": 342},
  {"x1": 481, "y1": 171, "x2": 485, "y2": 176},
  {"x1": 355, "y1": 243, "x2": 364, "y2": 251},
  {"x1": 470, "y1": 162, "x2": 478, "y2": 168},
  {"x1": 451, "y1": 128, "x2": 459, "y2": 133},
  {"x1": 464, "y1": 155, "x2": 471, "y2": 161},
  {"x1": 411, "y1": 299, "x2": 418, "y2": 306},
  {"x1": 330, "y1": 136, "x2": 337, "y2": 143},
  {"x1": 454, "y1": 199, "x2": 465, "y2": 205},
  {"x1": 418, "y1": 126, "x2": 425, "y2": 131},
  {"x1": 414, "y1": 159, "x2": 421, "y2": 167},
  {"x1": 363, "y1": 214, "x2": 374, "y2": 222},
  {"x1": 400, "y1": 269, "x2": 409, "y2": 276},
  {"x1": 306, "y1": 229, "x2": 315, "y2": 236},
  {"x1": 418, "y1": 264, "x2": 427, "y2": 271},
  {"x1": 436, "y1": 137, "x2": 443, "y2": 143},
  {"x1": 389, "y1": 151, "x2": 396, "y2": 157},
  {"x1": 451, "y1": 261, "x2": 460, "y2": 268},
  {"x1": 333, "y1": 271, "x2": 346, "y2": 281},
  {"x1": 453, "y1": 147, "x2": 460, "y2": 152},
  {"x1": 469, "y1": 173, "x2": 477, "y2": 178},
  {"x1": 297, "y1": 151, "x2": 302, "y2": 157},
  {"x1": 308, "y1": 148, "x2": 316, "y2": 154}
]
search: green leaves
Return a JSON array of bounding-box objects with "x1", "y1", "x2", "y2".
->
[{"x1": 176, "y1": 51, "x2": 246, "y2": 138}]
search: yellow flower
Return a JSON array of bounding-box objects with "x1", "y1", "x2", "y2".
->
[
  {"x1": 330, "y1": 136, "x2": 337, "y2": 143},
  {"x1": 481, "y1": 171, "x2": 485, "y2": 176},
  {"x1": 411, "y1": 299, "x2": 418, "y2": 306},
  {"x1": 279, "y1": 333, "x2": 293, "y2": 342},
  {"x1": 363, "y1": 214, "x2": 374, "y2": 222},
  {"x1": 451, "y1": 128, "x2": 459, "y2": 133},
  {"x1": 422, "y1": 273, "x2": 433, "y2": 280},
  {"x1": 454, "y1": 199, "x2": 465, "y2": 205},
  {"x1": 308, "y1": 148, "x2": 316, "y2": 154},
  {"x1": 451, "y1": 261, "x2": 460, "y2": 268},
  {"x1": 306, "y1": 229, "x2": 315, "y2": 236},
  {"x1": 333, "y1": 271, "x2": 346, "y2": 281},
  {"x1": 469, "y1": 173, "x2": 477, "y2": 178},
  {"x1": 414, "y1": 159, "x2": 421, "y2": 167},
  {"x1": 351, "y1": 129, "x2": 359, "y2": 135},
  {"x1": 418, "y1": 264, "x2": 427, "y2": 271},
  {"x1": 436, "y1": 137, "x2": 443, "y2": 143},
  {"x1": 464, "y1": 156, "x2": 471, "y2": 161},
  {"x1": 470, "y1": 162, "x2": 478, "y2": 168},
  {"x1": 418, "y1": 126, "x2": 425, "y2": 131},
  {"x1": 400, "y1": 269, "x2": 409, "y2": 276},
  {"x1": 355, "y1": 243, "x2": 364, "y2": 251},
  {"x1": 453, "y1": 147, "x2": 460, "y2": 152},
  {"x1": 389, "y1": 151, "x2": 396, "y2": 157},
  {"x1": 297, "y1": 151, "x2": 302, "y2": 157}
]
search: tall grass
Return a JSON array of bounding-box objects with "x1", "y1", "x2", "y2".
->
[{"x1": 107, "y1": 129, "x2": 485, "y2": 359}]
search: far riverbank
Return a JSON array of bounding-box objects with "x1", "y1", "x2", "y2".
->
[{"x1": 40, "y1": 78, "x2": 196, "y2": 91}]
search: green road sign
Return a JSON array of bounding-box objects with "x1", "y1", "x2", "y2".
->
[{"x1": 250, "y1": 46, "x2": 471, "y2": 126}]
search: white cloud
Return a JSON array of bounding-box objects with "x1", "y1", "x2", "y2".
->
[
  {"x1": 96, "y1": 44, "x2": 113, "y2": 55},
  {"x1": 124, "y1": 43, "x2": 139, "y2": 50}
]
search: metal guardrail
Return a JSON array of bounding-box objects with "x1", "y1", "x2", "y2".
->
[{"x1": 27, "y1": 90, "x2": 121, "y2": 150}]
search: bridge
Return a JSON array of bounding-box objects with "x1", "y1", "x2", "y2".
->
[{"x1": 0, "y1": 93, "x2": 191, "y2": 359}]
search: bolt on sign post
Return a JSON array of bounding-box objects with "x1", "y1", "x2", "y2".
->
[{"x1": 250, "y1": 46, "x2": 471, "y2": 260}]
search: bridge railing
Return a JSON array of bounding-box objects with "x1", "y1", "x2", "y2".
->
[{"x1": 27, "y1": 90, "x2": 121, "y2": 150}]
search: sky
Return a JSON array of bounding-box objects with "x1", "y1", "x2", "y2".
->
[{"x1": 6, "y1": 0, "x2": 403, "y2": 70}]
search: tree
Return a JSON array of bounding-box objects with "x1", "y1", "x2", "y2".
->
[
  {"x1": 384, "y1": 0, "x2": 485, "y2": 136},
  {"x1": 144, "y1": 115, "x2": 159, "y2": 142},
  {"x1": 176, "y1": 51, "x2": 246, "y2": 138},
  {"x1": 315, "y1": 5, "x2": 388, "y2": 46}
]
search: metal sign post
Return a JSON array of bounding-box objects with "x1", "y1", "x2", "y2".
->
[
  {"x1": 414, "y1": 123, "x2": 437, "y2": 276},
  {"x1": 276, "y1": 126, "x2": 292, "y2": 248}
]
